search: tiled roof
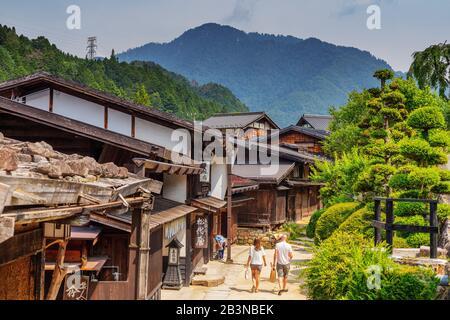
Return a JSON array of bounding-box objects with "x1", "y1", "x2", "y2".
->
[
  {"x1": 297, "y1": 114, "x2": 332, "y2": 131},
  {"x1": 203, "y1": 112, "x2": 279, "y2": 129}
]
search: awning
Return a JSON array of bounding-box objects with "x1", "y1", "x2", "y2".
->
[
  {"x1": 191, "y1": 197, "x2": 227, "y2": 213},
  {"x1": 70, "y1": 226, "x2": 102, "y2": 241},
  {"x1": 285, "y1": 180, "x2": 325, "y2": 187},
  {"x1": 148, "y1": 204, "x2": 198, "y2": 230},
  {"x1": 45, "y1": 256, "x2": 108, "y2": 273},
  {"x1": 133, "y1": 158, "x2": 204, "y2": 175}
]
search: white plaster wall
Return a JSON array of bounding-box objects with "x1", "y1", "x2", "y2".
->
[
  {"x1": 210, "y1": 163, "x2": 228, "y2": 200},
  {"x1": 163, "y1": 174, "x2": 187, "y2": 203},
  {"x1": 108, "y1": 108, "x2": 132, "y2": 136},
  {"x1": 135, "y1": 118, "x2": 191, "y2": 156},
  {"x1": 24, "y1": 89, "x2": 50, "y2": 111},
  {"x1": 53, "y1": 91, "x2": 104, "y2": 128}
]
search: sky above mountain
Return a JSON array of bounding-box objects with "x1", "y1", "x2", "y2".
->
[{"x1": 0, "y1": 0, "x2": 449, "y2": 72}]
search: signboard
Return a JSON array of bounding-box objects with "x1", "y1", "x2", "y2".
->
[
  {"x1": 194, "y1": 216, "x2": 208, "y2": 249},
  {"x1": 63, "y1": 274, "x2": 89, "y2": 300}
]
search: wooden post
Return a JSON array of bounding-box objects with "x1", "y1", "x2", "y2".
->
[
  {"x1": 226, "y1": 163, "x2": 233, "y2": 263},
  {"x1": 430, "y1": 202, "x2": 438, "y2": 259},
  {"x1": 137, "y1": 196, "x2": 152, "y2": 300},
  {"x1": 374, "y1": 199, "x2": 382, "y2": 246},
  {"x1": 385, "y1": 199, "x2": 394, "y2": 252},
  {"x1": 185, "y1": 213, "x2": 192, "y2": 287},
  {"x1": 46, "y1": 240, "x2": 69, "y2": 300},
  {"x1": 49, "y1": 88, "x2": 54, "y2": 113}
]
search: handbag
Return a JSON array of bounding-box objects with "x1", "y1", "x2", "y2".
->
[{"x1": 269, "y1": 263, "x2": 277, "y2": 283}]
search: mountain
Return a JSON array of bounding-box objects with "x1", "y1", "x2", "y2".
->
[
  {"x1": 119, "y1": 23, "x2": 397, "y2": 127},
  {"x1": 0, "y1": 24, "x2": 248, "y2": 120}
]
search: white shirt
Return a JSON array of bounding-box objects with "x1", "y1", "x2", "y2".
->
[
  {"x1": 249, "y1": 246, "x2": 266, "y2": 265},
  {"x1": 275, "y1": 241, "x2": 293, "y2": 265}
]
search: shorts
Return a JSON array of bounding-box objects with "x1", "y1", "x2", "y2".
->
[
  {"x1": 276, "y1": 263, "x2": 290, "y2": 277},
  {"x1": 250, "y1": 264, "x2": 263, "y2": 272}
]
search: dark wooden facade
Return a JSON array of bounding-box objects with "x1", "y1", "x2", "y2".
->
[{"x1": 279, "y1": 130, "x2": 325, "y2": 155}]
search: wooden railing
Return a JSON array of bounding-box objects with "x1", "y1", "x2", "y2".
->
[{"x1": 372, "y1": 198, "x2": 439, "y2": 258}]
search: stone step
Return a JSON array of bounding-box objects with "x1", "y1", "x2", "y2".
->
[
  {"x1": 191, "y1": 275, "x2": 226, "y2": 287},
  {"x1": 193, "y1": 266, "x2": 208, "y2": 275}
]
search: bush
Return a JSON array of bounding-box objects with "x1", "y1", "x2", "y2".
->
[
  {"x1": 304, "y1": 232, "x2": 439, "y2": 300},
  {"x1": 407, "y1": 107, "x2": 446, "y2": 131},
  {"x1": 306, "y1": 209, "x2": 325, "y2": 239},
  {"x1": 314, "y1": 202, "x2": 360, "y2": 243},
  {"x1": 394, "y1": 202, "x2": 426, "y2": 217},
  {"x1": 336, "y1": 207, "x2": 374, "y2": 239},
  {"x1": 395, "y1": 215, "x2": 429, "y2": 248}
]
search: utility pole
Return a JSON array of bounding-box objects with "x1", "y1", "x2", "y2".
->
[{"x1": 86, "y1": 36, "x2": 97, "y2": 60}]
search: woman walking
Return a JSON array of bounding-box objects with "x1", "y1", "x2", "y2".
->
[{"x1": 245, "y1": 238, "x2": 267, "y2": 293}]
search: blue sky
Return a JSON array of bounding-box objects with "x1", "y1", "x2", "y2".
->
[{"x1": 0, "y1": 0, "x2": 449, "y2": 71}]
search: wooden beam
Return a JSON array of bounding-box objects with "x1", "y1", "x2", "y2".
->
[
  {"x1": 0, "y1": 228, "x2": 43, "y2": 266},
  {"x1": 0, "y1": 182, "x2": 12, "y2": 214},
  {"x1": 46, "y1": 240, "x2": 68, "y2": 300},
  {"x1": 131, "y1": 115, "x2": 136, "y2": 138},
  {"x1": 0, "y1": 217, "x2": 15, "y2": 244},
  {"x1": 104, "y1": 106, "x2": 109, "y2": 130},
  {"x1": 49, "y1": 88, "x2": 54, "y2": 112},
  {"x1": 3, "y1": 196, "x2": 146, "y2": 224}
]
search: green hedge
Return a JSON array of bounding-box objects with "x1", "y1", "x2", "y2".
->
[
  {"x1": 315, "y1": 202, "x2": 360, "y2": 243},
  {"x1": 306, "y1": 209, "x2": 325, "y2": 239},
  {"x1": 304, "y1": 232, "x2": 439, "y2": 300},
  {"x1": 336, "y1": 207, "x2": 374, "y2": 239}
]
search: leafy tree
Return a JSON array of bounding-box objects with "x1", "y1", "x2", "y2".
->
[
  {"x1": 409, "y1": 42, "x2": 450, "y2": 100},
  {"x1": 373, "y1": 69, "x2": 394, "y2": 91},
  {"x1": 133, "y1": 84, "x2": 151, "y2": 107}
]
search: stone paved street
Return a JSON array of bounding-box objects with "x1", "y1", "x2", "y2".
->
[{"x1": 162, "y1": 243, "x2": 312, "y2": 300}]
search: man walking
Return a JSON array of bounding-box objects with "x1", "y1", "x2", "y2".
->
[{"x1": 273, "y1": 234, "x2": 293, "y2": 295}]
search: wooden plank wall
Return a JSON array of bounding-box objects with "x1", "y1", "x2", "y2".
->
[
  {"x1": 280, "y1": 131, "x2": 323, "y2": 154},
  {"x1": 0, "y1": 256, "x2": 35, "y2": 300}
]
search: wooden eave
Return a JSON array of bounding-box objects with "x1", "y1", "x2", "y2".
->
[
  {"x1": 0, "y1": 96, "x2": 166, "y2": 159},
  {"x1": 191, "y1": 197, "x2": 227, "y2": 213},
  {"x1": 0, "y1": 73, "x2": 197, "y2": 132},
  {"x1": 133, "y1": 158, "x2": 205, "y2": 175}
]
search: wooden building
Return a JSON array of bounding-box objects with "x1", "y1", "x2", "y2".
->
[
  {"x1": 0, "y1": 72, "x2": 228, "y2": 297},
  {"x1": 203, "y1": 112, "x2": 279, "y2": 139},
  {"x1": 231, "y1": 142, "x2": 326, "y2": 228},
  {"x1": 0, "y1": 134, "x2": 163, "y2": 300},
  {"x1": 297, "y1": 114, "x2": 332, "y2": 132}
]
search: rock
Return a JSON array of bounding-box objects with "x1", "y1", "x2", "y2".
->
[
  {"x1": 34, "y1": 160, "x2": 74, "y2": 179},
  {"x1": 117, "y1": 167, "x2": 129, "y2": 179},
  {"x1": 0, "y1": 132, "x2": 4, "y2": 143},
  {"x1": 17, "y1": 153, "x2": 32, "y2": 163},
  {"x1": 66, "y1": 160, "x2": 89, "y2": 177},
  {"x1": 0, "y1": 147, "x2": 18, "y2": 172},
  {"x1": 418, "y1": 246, "x2": 448, "y2": 258},
  {"x1": 82, "y1": 157, "x2": 103, "y2": 176},
  {"x1": 33, "y1": 155, "x2": 48, "y2": 163},
  {"x1": 22, "y1": 142, "x2": 64, "y2": 160},
  {"x1": 101, "y1": 162, "x2": 127, "y2": 178}
]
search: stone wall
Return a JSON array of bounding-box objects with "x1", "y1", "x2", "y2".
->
[{"x1": 236, "y1": 228, "x2": 289, "y2": 249}]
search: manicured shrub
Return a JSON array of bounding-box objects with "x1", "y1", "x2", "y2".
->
[
  {"x1": 393, "y1": 202, "x2": 426, "y2": 217},
  {"x1": 407, "y1": 107, "x2": 446, "y2": 131},
  {"x1": 437, "y1": 203, "x2": 450, "y2": 221},
  {"x1": 393, "y1": 236, "x2": 410, "y2": 248},
  {"x1": 336, "y1": 207, "x2": 374, "y2": 239},
  {"x1": 306, "y1": 209, "x2": 325, "y2": 239},
  {"x1": 304, "y1": 232, "x2": 439, "y2": 300},
  {"x1": 395, "y1": 215, "x2": 430, "y2": 248},
  {"x1": 314, "y1": 202, "x2": 360, "y2": 243}
]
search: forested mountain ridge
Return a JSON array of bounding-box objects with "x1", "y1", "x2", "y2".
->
[
  {"x1": 0, "y1": 24, "x2": 248, "y2": 121},
  {"x1": 119, "y1": 23, "x2": 397, "y2": 126}
]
